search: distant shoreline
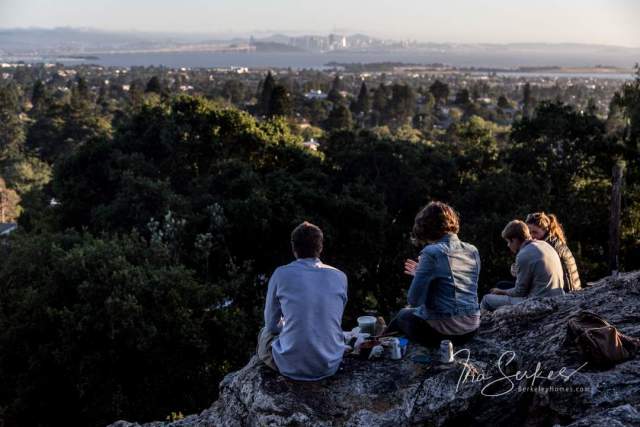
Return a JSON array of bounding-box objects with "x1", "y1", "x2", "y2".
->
[
  {"x1": 0, "y1": 51, "x2": 636, "y2": 79},
  {"x1": 324, "y1": 61, "x2": 634, "y2": 75}
]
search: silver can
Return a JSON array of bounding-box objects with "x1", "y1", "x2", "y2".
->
[
  {"x1": 389, "y1": 338, "x2": 402, "y2": 360},
  {"x1": 439, "y1": 340, "x2": 454, "y2": 363}
]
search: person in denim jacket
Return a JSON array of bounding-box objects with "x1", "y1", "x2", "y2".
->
[{"x1": 385, "y1": 202, "x2": 481, "y2": 347}]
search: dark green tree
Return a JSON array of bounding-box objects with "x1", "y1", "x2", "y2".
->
[
  {"x1": 324, "y1": 103, "x2": 353, "y2": 131},
  {"x1": 586, "y1": 97, "x2": 598, "y2": 116},
  {"x1": 353, "y1": 82, "x2": 371, "y2": 116},
  {"x1": 621, "y1": 65, "x2": 640, "y2": 148},
  {"x1": 222, "y1": 80, "x2": 246, "y2": 104},
  {"x1": 26, "y1": 97, "x2": 111, "y2": 163},
  {"x1": 75, "y1": 76, "x2": 90, "y2": 100},
  {"x1": 0, "y1": 83, "x2": 25, "y2": 158},
  {"x1": 497, "y1": 95, "x2": 512, "y2": 110},
  {"x1": 129, "y1": 80, "x2": 145, "y2": 105},
  {"x1": 471, "y1": 85, "x2": 481, "y2": 102},
  {"x1": 522, "y1": 82, "x2": 533, "y2": 119},
  {"x1": 267, "y1": 85, "x2": 292, "y2": 117},
  {"x1": 606, "y1": 92, "x2": 626, "y2": 136},
  {"x1": 0, "y1": 231, "x2": 237, "y2": 426},
  {"x1": 429, "y1": 80, "x2": 450, "y2": 105},
  {"x1": 145, "y1": 76, "x2": 165, "y2": 95},
  {"x1": 31, "y1": 79, "x2": 47, "y2": 110},
  {"x1": 387, "y1": 84, "x2": 416, "y2": 126},
  {"x1": 327, "y1": 75, "x2": 343, "y2": 104},
  {"x1": 259, "y1": 71, "x2": 276, "y2": 115},
  {"x1": 455, "y1": 89, "x2": 471, "y2": 106},
  {"x1": 371, "y1": 84, "x2": 390, "y2": 125},
  {"x1": 97, "y1": 82, "x2": 108, "y2": 108}
]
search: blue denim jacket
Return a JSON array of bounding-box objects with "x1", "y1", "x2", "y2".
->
[{"x1": 408, "y1": 233, "x2": 481, "y2": 320}]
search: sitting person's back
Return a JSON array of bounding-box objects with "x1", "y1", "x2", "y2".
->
[
  {"x1": 267, "y1": 258, "x2": 347, "y2": 380},
  {"x1": 258, "y1": 221, "x2": 348, "y2": 381},
  {"x1": 385, "y1": 202, "x2": 481, "y2": 347},
  {"x1": 505, "y1": 239, "x2": 564, "y2": 298},
  {"x1": 481, "y1": 220, "x2": 564, "y2": 312},
  {"x1": 411, "y1": 233, "x2": 480, "y2": 320}
]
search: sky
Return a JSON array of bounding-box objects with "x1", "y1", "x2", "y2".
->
[{"x1": 1, "y1": 0, "x2": 639, "y2": 47}]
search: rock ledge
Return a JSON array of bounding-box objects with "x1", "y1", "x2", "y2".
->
[{"x1": 110, "y1": 272, "x2": 640, "y2": 426}]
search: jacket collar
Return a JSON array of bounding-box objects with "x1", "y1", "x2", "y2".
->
[
  {"x1": 436, "y1": 233, "x2": 458, "y2": 244},
  {"x1": 518, "y1": 239, "x2": 534, "y2": 253},
  {"x1": 421, "y1": 233, "x2": 458, "y2": 253},
  {"x1": 295, "y1": 257, "x2": 322, "y2": 266}
]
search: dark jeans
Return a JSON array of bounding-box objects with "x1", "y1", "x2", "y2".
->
[{"x1": 386, "y1": 308, "x2": 478, "y2": 348}]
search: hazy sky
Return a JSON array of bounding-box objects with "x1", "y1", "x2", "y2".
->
[{"x1": 1, "y1": 0, "x2": 639, "y2": 46}]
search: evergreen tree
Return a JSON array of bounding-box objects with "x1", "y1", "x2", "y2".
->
[
  {"x1": 353, "y1": 82, "x2": 371, "y2": 116},
  {"x1": 222, "y1": 80, "x2": 246, "y2": 104},
  {"x1": 259, "y1": 72, "x2": 276, "y2": 115},
  {"x1": 267, "y1": 85, "x2": 291, "y2": 117},
  {"x1": 255, "y1": 78, "x2": 264, "y2": 102},
  {"x1": 0, "y1": 84, "x2": 25, "y2": 158},
  {"x1": 606, "y1": 92, "x2": 626, "y2": 135},
  {"x1": 129, "y1": 80, "x2": 144, "y2": 106},
  {"x1": 97, "y1": 82, "x2": 108, "y2": 108},
  {"x1": 330, "y1": 74, "x2": 342, "y2": 92},
  {"x1": 429, "y1": 80, "x2": 450, "y2": 105},
  {"x1": 586, "y1": 98, "x2": 598, "y2": 116},
  {"x1": 31, "y1": 80, "x2": 47, "y2": 110},
  {"x1": 471, "y1": 85, "x2": 481, "y2": 102},
  {"x1": 522, "y1": 82, "x2": 532, "y2": 119},
  {"x1": 372, "y1": 84, "x2": 389, "y2": 115},
  {"x1": 145, "y1": 76, "x2": 164, "y2": 95},
  {"x1": 76, "y1": 76, "x2": 89, "y2": 100},
  {"x1": 455, "y1": 89, "x2": 471, "y2": 106},
  {"x1": 621, "y1": 66, "x2": 640, "y2": 147},
  {"x1": 387, "y1": 84, "x2": 416, "y2": 126},
  {"x1": 324, "y1": 103, "x2": 353, "y2": 131},
  {"x1": 327, "y1": 75, "x2": 344, "y2": 104},
  {"x1": 497, "y1": 95, "x2": 512, "y2": 110}
]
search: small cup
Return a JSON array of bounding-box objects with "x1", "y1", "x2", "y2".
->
[
  {"x1": 357, "y1": 316, "x2": 377, "y2": 335},
  {"x1": 389, "y1": 338, "x2": 402, "y2": 360}
]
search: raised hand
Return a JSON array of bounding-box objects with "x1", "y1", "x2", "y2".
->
[{"x1": 404, "y1": 258, "x2": 419, "y2": 276}]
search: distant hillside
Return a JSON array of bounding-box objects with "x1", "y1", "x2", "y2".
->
[{"x1": 2, "y1": 27, "x2": 639, "y2": 57}]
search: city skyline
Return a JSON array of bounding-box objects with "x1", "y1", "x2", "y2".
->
[{"x1": 1, "y1": 0, "x2": 639, "y2": 48}]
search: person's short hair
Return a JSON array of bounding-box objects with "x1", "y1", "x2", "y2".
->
[
  {"x1": 501, "y1": 220, "x2": 531, "y2": 241},
  {"x1": 411, "y1": 201, "x2": 460, "y2": 245},
  {"x1": 291, "y1": 221, "x2": 323, "y2": 258}
]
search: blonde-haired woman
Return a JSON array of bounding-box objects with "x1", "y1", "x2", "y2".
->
[{"x1": 525, "y1": 212, "x2": 581, "y2": 292}]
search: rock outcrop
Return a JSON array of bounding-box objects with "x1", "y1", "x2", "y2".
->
[{"x1": 109, "y1": 272, "x2": 640, "y2": 426}]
